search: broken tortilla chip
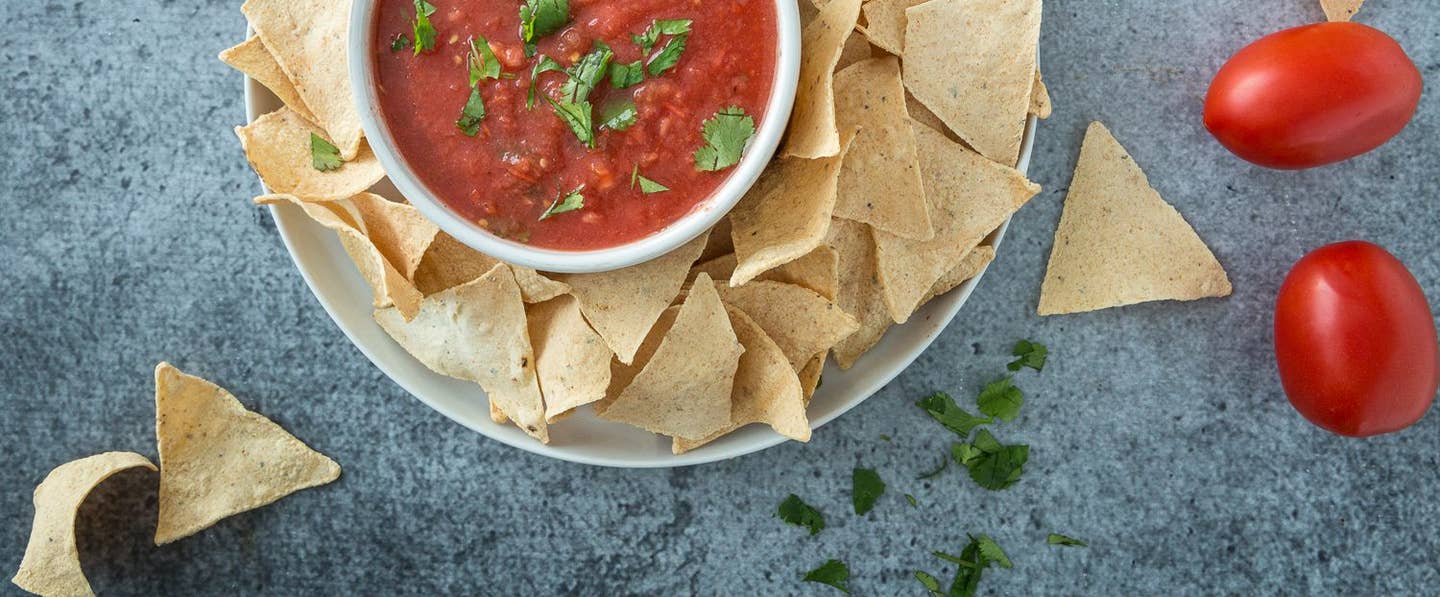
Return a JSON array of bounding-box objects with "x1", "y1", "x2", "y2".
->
[
  {"x1": 374, "y1": 263, "x2": 550, "y2": 441},
  {"x1": 153, "y1": 363, "x2": 340, "y2": 545},
  {"x1": 716, "y1": 280, "x2": 859, "y2": 372},
  {"x1": 1039, "y1": 122, "x2": 1232, "y2": 315},
  {"x1": 1030, "y1": 69, "x2": 1053, "y2": 119},
  {"x1": 874, "y1": 124, "x2": 1039, "y2": 323},
  {"x1": 827, "y1": 218, "x2": 890, "y2": 369},
  {"x1": 904, "y1": 0, "x2": 1041, "y2": 166},
  {"x1": 1321, "y1": 0, "x2": 1365, "y2": 21},
  {"x1": 798, "y1": 352, "x2": 826, "y2": 405},
  {"x1": 220, "y1": 36, "x2": 318, "y2": 124},
  {"x1": 833, "y1": 57, "x2": 933, "y2": 240},
  {"x1": 597, "y1": 274, "x2": 742, "y2": 441},
  {"x1": 12, "y1": 452, "x2": 156, "y2": 597},
  {"x1": 237, "y1": 108, "x2": 384, "y2": 202},
  {"x1": 857, "y1": 0, "x2": 924, "y2": 55},
  {"x1": 783, "y1": 0, "x2": 863, "y2": 158},
  {"x1": 528, "y1": 295, "x2": 613, "y2": 423},
  {"x1": 673, "y1": 305, "x2": 810, "y2": 453},
  {"x1": 556, "y1": 233, "x2": 707, "y2": 364},
  {"x1": 922, "y1": 245, "x2": 997, "y2": 306},
  {"x1": 730, "y1": 129, "x2": 854, "y2": 287},
  {"x1": 242, "y1": 0, "x2": 363, "y2": 160}
]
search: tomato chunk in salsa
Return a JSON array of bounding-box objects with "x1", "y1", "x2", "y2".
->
[{"x1": 373, "y1": 0, "x2": 778, "y2": 250}]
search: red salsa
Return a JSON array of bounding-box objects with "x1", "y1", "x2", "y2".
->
[{"x1": 373, "y1": 0, "x2": 778, "y2": 250}]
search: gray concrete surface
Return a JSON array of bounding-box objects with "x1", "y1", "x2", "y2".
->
[{"x1": 4, "y1": 1, "x2": 1440, "y2": 595}]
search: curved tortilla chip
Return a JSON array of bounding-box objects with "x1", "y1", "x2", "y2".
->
[
  {"x1": 154, "y1": 363, "x2": 340, "y2": 545},
  {"x1": 528, "y1": 295, "x2": 612, "y2": 423},
  {"x1": 219, "y1": 37, "x2": 317, "y2": 124},
  {"x1": 237, "y1": 108, "x2": 384, "y2": 201},
  {"x1": 410, "y1": 232, "x2": 568, "y2": 303},
  {"x1": 833, "y1": 57, "x2": 932, "y2": 240},
  {"x1": 798, "y1": 351, "x2": 826, "y2": 405},
  {"x1": 1321, "y1": 0, "x2": 1365, "y2": 21},
  {"x1": 783, "y1": 0, "x2": 863, "y2": 158},
  {"x1": 346, "y1": 193, "x2": 440, "y2": 280},
  {"x1": 673, "y1": 305, "x2": 810, "y2": 454},
  {"x1": 716, "y1": 280, "x2": 859, "y2": 372},
  {"x1": 1039, "y1": 123, "x2": 1231, "y2": 315},
  {"x1": 12, "y1": 452, "x2": 156, "y2": 597},
  {"x1": 827, "y1": 218, "x2": 890, "y2": 369}
]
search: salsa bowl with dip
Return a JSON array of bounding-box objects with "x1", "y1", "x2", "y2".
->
[{"x1": 348, "y1": 0, "x2": 801, "y2": 273}]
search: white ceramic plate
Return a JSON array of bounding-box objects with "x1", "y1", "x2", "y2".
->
[{"x1": 243, "y1": 41, "x2": 1037, "y2": 469}]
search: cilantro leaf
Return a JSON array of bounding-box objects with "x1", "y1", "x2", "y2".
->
[
  {"x1": 905, "y1": 493, "x2": 918, "y2": 507},
  {"x1": 519, "y1": 0, "x2": 569, "y2": 54},
  {"x1": 632, "y1": 19, "x2": 692, "y2": 55},
  {"x1": 976, "y1": 377, "x2": 1024, "y2": 422},
  {"x1": 309, "y1": 133, "x2": 342, "y2": 171},
  {"x1": 526, "y1": 55, "x2": 565, "y2": 109},
  {"x1": 916, "y1": 391, "x2": 991, "y2": 438},
  {"x1": 538, "y1": 184, "x2": 584, "y2": 220},
  {"x1": 598, "y1": 99, "x2": 638, "y2": 132},
  {"x1": 454, "y1": 86, "x2": 486, "y2": 136},
  {"x1": 1008, "y1": 339, "x2": 1048, "y2": 372},
  {"x1": 693, "y1": 106, "x2": 755, "y2": 171},
  {"x1": 975, "y1": 536, "x2": 1011, "y2": 569},
  {"x1": 610, "y1": 61, "x2": 645, "y2": 88},
  {"x1": 390, "y1": 33, "x2": 412, "y2": 53},
  {"x1": 916, "y1": 455, "x2": 949, "y2": 480},
  {"x1": 467, "y1": 36, "x2": 503, "y2": 85},
  {"x1": 914, "y1": 571, "x2": 943, "y2": 596},
  {"x1": 647, "y1": 33, "x2": 688, "y2": 77},
  {"x1": 851, "y1": 468, "x2": 885, "y2": 515},
  {"x1": 952, "y1": 430, "x2": 1028, "y2": 491},
  {"x1": 545, "y1": 97, "x2": 595, "y2": 147},
  {"x1": 412, "y1": 0, "x2": 437, "y2": 55},
  {"x1": 930, "y1": 535, "x2": 1011, "y2": 597},
  {"x1": 801, "y1": 559, "x2": 850, "y2": 594},
  {"x1": 777, "y1": 494, "x2": 825, "y2": 535},
  {"x1": 560, "y1": 42, "x2": 613, "y2": 104},
  {"x1": 1047, "y1": 533, "x2": 1087, "y2": 547},
  {"x1": 637, "y1": 175, "x2": 669, "y2": 194}
]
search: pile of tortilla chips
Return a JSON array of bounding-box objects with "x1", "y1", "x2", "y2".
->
[{"x1": 225, "y1": 0, "x2": 1045, "y2": 453}]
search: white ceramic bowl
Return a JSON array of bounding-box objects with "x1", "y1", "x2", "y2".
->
[{"x1": 346, "y1": 0, "x2": 802, "y2": 273}]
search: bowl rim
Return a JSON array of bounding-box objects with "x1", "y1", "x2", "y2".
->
[{"x1": 345, "y1": 0, "x2": 803, "y2": 274}]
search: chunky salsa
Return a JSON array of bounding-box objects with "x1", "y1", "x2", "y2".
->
[{"x1": 373, "y1": 0, "x2": 778, "y2": 250}]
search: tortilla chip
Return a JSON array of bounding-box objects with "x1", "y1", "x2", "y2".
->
[
  {"x1": 556, "y1": 233, "x2": 707, "y2": 364},
  {"x1": 691, "y1": 246, "x2": 839, "y2": 303},
  {"x1": 798, "y1": 352, "x2": 826, "y2": 405},
  {"x1": 376, "y1": 264, "x2": 548, "y2": 440},
  {"x1": 237, "y1": 108, "x2": 384, "y2": 201},
  {"x1": 857, "y1": 0, "x2": 924, "y2": 55},
  {"x1": 242, "y1": 0, "x2": 363, "y2": 160},
  {"x1": 826, "y1": 218, "x2": 890, "y2": 369},
  {"x1": 597, "y1": 274, "x2": 742, "y2": 441},
  {"x1": 153, "y1": 363, "x2": 340, "y2": 544},
  {"x1": 922, "y1": 244, "x2": 997, "y2": 305},
  {"x1": 1039, "y1": 123, "x2": 1232, "y2": 315},
  {"x1": 345, "y1": 193, "x2": 440, "y2": 280},
  {"x1": 904, "y1": 0, "x2": 1041, "y2": 166},
  {"x1": 528, "y1": 295, "x2": 612, "y2": 423},
  {"x1": 258, "y1": 194, "x2": 423, "y2": 320},
  {"x1": 699, "y1": 216, "x2": 735, "y2": 263},
  {"x1": 833, "y1": 57, "x2": 932, "y2": 240},
  {"x1": 219, "y1": 37, "x2": 318, "y2": 124},
  {"x1": 1030, "y1": 69, "x2": 1053, "y2": 119},
  {"x1": 411, "y1": 232, "x2": 568, "y2": 302},
  {"x1": 690, "y1": 253, "x2": 737, "y2": 285},
  {"x1": 716, "y1": 280, "x2": 859, "y2": 372},
  {"x1": 783, "y1": 0, "x2": 863, "y2": 158},
  {"x1": 12, "y1": 452, "x2": 156, "y2": 597},
  {"x1": 874, "y1": 124, "x2": 1040, "y2": 323},
  {"x1": 1322, "y1": 0, "x2": 1365, "y2": 21},
  {"x1": 731, "y1": 129, "x2": 854, "y2": 286},
  {"x1": 673, "y1": 305, "x2": 810, "y2": 453},
  {"x1": 835, "y1": 31, "x2": 875, "y2": 70}
]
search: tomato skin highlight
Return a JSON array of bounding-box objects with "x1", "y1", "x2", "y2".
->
[
  {"x1": 1204, "y1": 22, "x2": 1422, "y2": 170},
  {"x1": 1274, "y1": 241, "x2": 1439, "y2": 437}
]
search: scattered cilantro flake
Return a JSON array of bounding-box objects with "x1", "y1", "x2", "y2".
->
[
  {"x1": 560, "y1": 42, "x2": 613, "y2": 104},
  {"x1": 598, "y1": 100, "x2": 638, "y2": 132},
  {"x1": 526, "y1": 55, "x2": 565, "y2": 110},
  {"x1": 411, "y1": 0, "x2": 437, "y2": 55},
  {"x1": 777, "y1": 494, "x2": 825, "y2": 535},
  {"x1": 916, "y1": 391, "x2": 991, "y2": 438},
  {"x1": 637, "y1": 175, "x2": 669, "y2": 194},
  {"x1": 538, "y1": 184, "x2": 584, "y2": 220},
  {"x1": 976, "y1": 377, "x2": 1024, "y2": 422},
  {"x1": 693, "y1": 106, "x2": 755, "y2": 171},
  {"x1": 905, "y1": 493, "x2": 918, "y2": 507},
  {"x1": 975, "y1": 536, "x2": 1012, "y2": 569},
  {"x1": 519, "y1": 0, "x2": 569, "y2": 54},
  {"x1": 309, "y1": 133, "x2": 342, "y2": 171},
  {"x1": 646, "y1": 33, "x2": 688, "y2": 77},
  {"x1": 952, "y1": 430, "x2": 1028, "y2": 491},
  {"x1": 880, "y1": 434, "x2": 892, "y2": 442},
  {"x1": 925, "y1": 535, "x2": 1011, "y2": 597},
  {"x1": 467, "y1": 36, "x2": 503, "y2": 85},
  {"x1": 914, "y1": 571, "x2": 943, "y2": 596},
  {"x1": 801, "y1": 559, "x2": 850, "y2": 594},
  {"x1": 851, "y1": 468, "x2": 885, "y2": 515},
  {"x1": 390, "y1": 33, "x2": 412, "y2": 53},
  {"x1": 917, "y1": 455, "x2": 949, "y2": 480},
  {"x1": 1047, "y1": 533, "x2": 1087, "y2": 547},
  {"x1": 1008, "y1": 339, "x2": 1048, "y2": 372},
  {"x1": 545, "y1": 97, "x2": 595, "y2": 147},
  {"x1": 632, "y1": 19, "x2": 692, "y2": 55},
  {"x1": 454, "y1": 86, "x2": 486, "y2": 136},
  {"x1": 610, "y1": 61, "x2": 645, "y2": 88}
]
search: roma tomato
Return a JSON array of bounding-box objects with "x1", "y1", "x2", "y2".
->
[
  {"x1": 1204, "y1": 22, "x2": 1422, "y2": 170},
  {"x1": 1274, "y1": 241, "x2": 1438, "y2": 437}
]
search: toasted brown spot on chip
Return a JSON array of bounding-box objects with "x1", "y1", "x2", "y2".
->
[
  {"x1": 219, "y1": 37, "x2": 317, "y2": 124},
  {"x1": 237, "y1": 108, "x2": 384, "y2": 202},
  {"x1": 783, "y1": 0, "x2": 863, "y2": 159},
  {"x1": 833, "y1": 57, "x2": 932, "y2": 240}
]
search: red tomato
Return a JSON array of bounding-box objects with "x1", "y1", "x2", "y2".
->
[
  {"x1": 1274, "y1": 241, "x2": 1439, "y2": 436},
  {"x1": 1204, "y1": 22, "x2": 1422, "y2": 170}
]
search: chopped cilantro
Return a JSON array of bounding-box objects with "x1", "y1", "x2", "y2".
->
[
  {"x1": 880, "y1": 434, "x2": 892, "y2": 442},
  {"x1": 693, "y1": 106, "x2": 755, "y2": 171},
  {"x1": 976, "y1": 536, "x2": 1012, "y2": 569},
  {"x1": 633, "y1": 19, "x2": 692, "y2": 55},
  {"x1": 801, "y1": 559, "x2": 850, "y2": 594},
  {"x1": 609, "y1": 61, "x2": 645, "y2": 88},
  {"x1": 454, "y1": 86, "x2": 486, "y2": 136},
  {"x1": 545, "y1": 97, "x2": 595, "y2": 147},
  {"x1": 777, "y1": 494, "x2": 825, "y2": 535},
  {"x1": 916, "y1": 391, "x2": 991, "y2": 438},
  {"x1": 952, "y1": 429, "x2": 1028, "y2": 491},
  {"x1": 560, "y1": 42, "x2": 613, "y2": 104},
  {"x1": 519, "y1": 0, "x2": 569, "y2": 55},
  {"x1": 851, "y1": 468, "x2": 885, "y2": 515},
  {"x1": 1047, "y1": 533, "x2": 1087, "y2": 547},
  {"x1": 411, "y1": 0, "x2": 437, "y2": 55},
  {"x1": 976, "y1": 377, "x2": 1024, "y2": 422},
  {"x1": 1008, "y1": 339, "x2": 1048, "y2": 372},
  {"x1": 309, "y1": 133, "x2": 342, "y2": 171},
  {"x1": 647, "y1": 33, "x2": 688, "y2": 77},
  {"x1": 390, "y1": 33, "x2": 412, "y2": 52},
  {"x1": 905, "y1": 493, "x2": 918, "y2": 507},
  {"x1": 526, "y1": 55, "x2": 565, "y2": 110},
  {"x1": 466, "y1": 36, "x2": 503, "y2": 85},
  {"x1": 637, "y1": 175, "x2": 669, "y2": 194},
  {"x1": 916, "y1": 455, "x2": 949, "y2": 480},
  {"x1": 921, "y1": 535, "x2": 1011, "y2": 597},
  {"x1": 598, "y1": 99, "x2": 638, "y2": 132},
  {"x1": 538, "y1": 184, "x2": 585, "y2": 220},
  {"x1": 914, "y1": 571, "x2": 943, "y2": 596}
]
